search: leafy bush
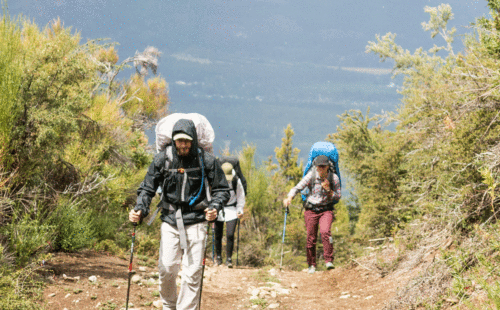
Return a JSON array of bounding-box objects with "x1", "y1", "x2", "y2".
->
[
  {"x1": 3, "y1": 210, "x2": 54, "y2": 266},
  {"x1": 94, "y1": 239, "x2": 124, "y2": 256},
  {"x1": 51, "y1": 199, "x2": 96, "y2": 252},
  {"x1": 0, "y1": 263, "x2": 44, "y2": 310}
]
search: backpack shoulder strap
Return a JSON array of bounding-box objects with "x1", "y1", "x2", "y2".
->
[
  {"x1": 327, "y1": 170, "x2": 335, "y2": 191},
  {"x1": 160, "y1": 146, "x2": 173, "y2": 175},
  {"x1": 309, "y1": 168, "x2": 316, "y2": 191},
  {"x1": 231, "y1": 174, "x2": 239, "y2": 191}
]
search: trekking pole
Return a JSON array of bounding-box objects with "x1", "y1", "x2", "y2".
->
[
  {"x1": 279, "y1": 207, "x2": 290, "y2": 270},
  {"x1": 199, "y1": 208, "x2": 214, "y2": 310},
  {"x1": 236, "y1": 218, "x2": 240, "y2": 267},
  {"x1": 212, "y1": 222, "x2": 215, "y2": 263},
  {"x1": 125, "y1": 222, "x2": 137, "y2": 310}
]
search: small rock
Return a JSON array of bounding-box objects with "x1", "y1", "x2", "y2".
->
[
  {"x1": 341, "y1": 291, "x2": 349, "y2": 295},
  {"x1": 95, "y1": 302, "x2": 101, "y2": 308},
  {"x1": 279, "y1": 288, "x2": 290, "y2": 295},
  {"x1": 445, "y1": 297, "x2": 459, "y2": 304},
  {"x1": 268, "y1": 303, "x2": 280, "y2": 309},
  {"x1": 340, "y1": 294, "x2": 350, "y2": 299},
  {"x1": 268, "y1": 268, "x2": 277, "y2": 276},
  {"x1": 153, "y1": 300, "x2": 163, "y2": 308},
  {"x1": 249, "y1": 295, "x2": 259, "y2": 300},
  {"x1": 365, "y1": 295, "x2": 373, "y2": 300},
  {"x1": 271, "y1": 291, "x2": 277, "y2": 298},
  {"x1": 251, "y1": 305, "x2": 259, "y2": 309},
  {"x1": 62, "y1": 274, "x2": 80, "y2": 282},
  {"x1": 64, "y1": 293, "x2": 71, "y2": 298},
  {"x1": 139, "y1": 266, "x2": 147, "y2": 272},
  {"x1": 131, "y1": 275, "x2": 142, "y2": 283},
  {"x1": 291, "y1": 283, "x2": 298, "y2": 289},
  {"x1": 251, "y1": 288, "x2": 260, "y2": 296},
  {"x1": 88, "y1": 275, "x2": 97, "y2": 283},
  {"x1": 242, "y1": 277, "x2": 247, "y2": 281}
]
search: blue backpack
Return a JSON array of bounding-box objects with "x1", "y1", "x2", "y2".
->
[{"x1": 301, "y1": 141, "x2": 341, "y2": 203}]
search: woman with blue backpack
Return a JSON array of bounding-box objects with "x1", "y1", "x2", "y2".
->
[{"x1": 283, "y1": 142, "x2": 341, "y2": 274}]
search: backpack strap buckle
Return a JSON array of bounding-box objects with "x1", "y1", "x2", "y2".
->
[{"x1": 178, "y1": 168, "x2": 185, "y2": 174}]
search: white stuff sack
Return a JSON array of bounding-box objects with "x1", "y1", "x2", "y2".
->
[{"x1": 155, "y1": 113, "x2": 215, "y2": 153}]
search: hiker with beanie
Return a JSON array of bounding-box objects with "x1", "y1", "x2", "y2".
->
[
  {"x1": 129, "y1": 118, "x2": 230, "y2": 310},
  {"x1": 214, "y1": 162, "x2": 245, "y2": 267},
  {"x1": 283, "y1": 154, "x2": 341, "y2": 274}
]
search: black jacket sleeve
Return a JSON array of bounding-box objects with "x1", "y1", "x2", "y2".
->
[
  {"x1": 134, "y1": 152, "x2": 165, "y2": 218},
  {"x1": 205, "y1": 153, "x2": 230, "y2": 211}
]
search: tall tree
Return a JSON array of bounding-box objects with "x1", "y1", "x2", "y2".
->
[{"x1": 274, "y1": 124, "x2": 303, "y2": 183}]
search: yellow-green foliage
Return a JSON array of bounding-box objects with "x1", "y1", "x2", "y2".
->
[
  {"x1": 274, "y1": 124, "x2": 303, "y2": 184},
  {"x1": 122, "y1": 73, "x2": 169, "y2": 119},
  {"x1": 0, "y1": 6, "x2": 168, "y2": 305},
  {"x1": 0, "y1": 13, "x2": 21, "y2": 162}
]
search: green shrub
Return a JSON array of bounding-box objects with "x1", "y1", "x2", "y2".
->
[
  {"x1": 3, "y1": 209, "x2": 54, "y2": 266},
  {"x1": 51, "y1": 199, "x2": 96, "y2": 252},
  {"x1": 94, "y1": 239, "x2": 124, "y2": 256},
  {"x1": 0, "y1": 264, "x2": 44, "y2": 310}
]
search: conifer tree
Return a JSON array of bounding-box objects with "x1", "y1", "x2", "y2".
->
[{"x1": 274, "y1": 124, "x2": 303, "y2": 183}]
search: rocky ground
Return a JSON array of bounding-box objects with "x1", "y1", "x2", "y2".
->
[{"x1": 37, "y1": 249, "x2": 414, "y2": 310}]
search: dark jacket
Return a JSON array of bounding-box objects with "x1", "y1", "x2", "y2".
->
[{"x1": 135, "y1": 119, "x2": 230, "y2": 226}]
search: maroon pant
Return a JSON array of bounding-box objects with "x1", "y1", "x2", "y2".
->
[{"x1": 304, "y1": 209, "x2": 334, "y2": 267}]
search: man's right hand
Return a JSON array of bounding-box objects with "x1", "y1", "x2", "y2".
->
[
  {"x1": 283, "y1": 197, "x2": 292, "y2": 207},
  {"x1": 129, "y1": 209, "x2": 142, "y2": 223}
]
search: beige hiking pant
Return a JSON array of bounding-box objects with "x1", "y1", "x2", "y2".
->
[{"x1": 159, "y1": 221, "x2": 207, "y2": 310}]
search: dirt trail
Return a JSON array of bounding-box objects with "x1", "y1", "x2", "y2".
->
[{"x1": 39, "y1": 251, "x2": 409, "y2": 309}]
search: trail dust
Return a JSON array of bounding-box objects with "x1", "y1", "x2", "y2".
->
[{"x1": 37, "y1": 249, "x2": 414, "y2": 310}]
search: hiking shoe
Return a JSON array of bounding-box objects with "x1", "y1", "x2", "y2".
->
[
  {"x1": 216, "y1": 256, "x2": 223, "y2": 266},
  {"x1": 226, "y1": 258, "x2": 233, "y2": 268},
  {"x1": 308, "y1": 266, "x2": 316, "y2": 274},
  {"x1": 326, "y1": 262, "x2": 335, "y2": 270}
]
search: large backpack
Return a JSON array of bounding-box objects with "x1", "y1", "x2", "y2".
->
[
  {"x1": 218, "y1": 156, "x2": 248, "y2": 195},
  {"x1": 301, "y1": 141, "x2": 341, "y2": 203},
  {"x1": 155, "y1": 113, "x2": 215, "y2": 154}
]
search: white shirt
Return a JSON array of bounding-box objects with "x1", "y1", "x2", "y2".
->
[{"x1": 217, "y1": 170, "x2": 245, "y2": 222}]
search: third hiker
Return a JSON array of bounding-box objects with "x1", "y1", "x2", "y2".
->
[{"x1": 214, "y1": 162, "x2": 245, "y2": 267}]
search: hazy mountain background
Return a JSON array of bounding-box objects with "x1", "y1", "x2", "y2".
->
[{"x1": 8, "y1": 0, "x2": 489, "y2": 162}]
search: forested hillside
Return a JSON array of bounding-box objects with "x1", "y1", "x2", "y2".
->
[{"x1": 2, "y1": 1, "x2": 500, "y2": 309}]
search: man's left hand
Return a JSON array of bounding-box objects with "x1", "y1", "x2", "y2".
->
[{"x1": 205, "y1": 208, "x2": 218, "y2": 222}]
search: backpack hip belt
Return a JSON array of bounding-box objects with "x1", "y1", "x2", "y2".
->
[{"x1": 304, "y1": 201, "x2": 334, "y2": 213}]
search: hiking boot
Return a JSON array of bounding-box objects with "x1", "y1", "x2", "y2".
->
[
  {"x1": 216, "y1": 256, "x2": 223, "y2": 266},
  {"x1": 226, "y1": 257, "x2": 233, "y2": 268},
  {"x1": 308, "y1": 266, "x2": 316, "y2": 274},
  {"x1": 326, "y1": 262, "x2": 335, "y2": 270}
]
